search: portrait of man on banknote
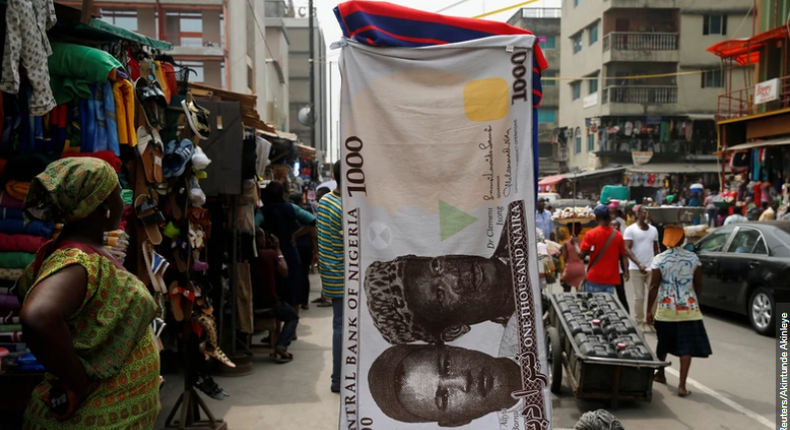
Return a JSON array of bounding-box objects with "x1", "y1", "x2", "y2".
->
[
  {"x1": 368, "y1": 344, "x2": 522, "y2": 427},
  {"x1": 364, "y1": 213, "x2": 516, "y2": 344}
]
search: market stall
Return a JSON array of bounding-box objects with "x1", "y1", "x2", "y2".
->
[{"x1": 0, "y1": 3, "x2": 270, "y2": 428}]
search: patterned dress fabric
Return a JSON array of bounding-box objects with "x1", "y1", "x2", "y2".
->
[
  {"x1": 650, "y1": 247, "x2": 702, "y2": 322},
  {"x1": 1, "y1": 0, "x2": 57, "y2": 115},
  {"x1": 19, "y1": 246, "x2": 160, "y2": 429}
]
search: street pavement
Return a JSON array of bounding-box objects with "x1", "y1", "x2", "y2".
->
[
  {"x1": 156, "y1": 274, "x2": 776, "y2": 430},
  {"x1": 549, "y1": 282, "x2": 776, "y2": 430}
]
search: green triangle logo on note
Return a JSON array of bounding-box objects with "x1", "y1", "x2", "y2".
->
[{"x1": 439, "y1": 200, "x2": 477, "y2": 241}]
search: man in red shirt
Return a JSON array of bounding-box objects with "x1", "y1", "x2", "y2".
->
[
  {"x1": 579, "y1": 205, "x2": 629, "y2": 294},
  {"x1": 252, "y1": 228, "x2": 299, "y2": 363}
]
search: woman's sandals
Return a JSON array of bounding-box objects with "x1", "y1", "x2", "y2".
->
[{"x1": 195, "y1": 313, "x2": 235, "y2": 368}]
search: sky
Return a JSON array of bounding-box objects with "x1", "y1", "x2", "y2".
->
[
  {"x1": 290, "y1": 0, "x2": 562, "y2": 161},
  {"x1": 298, "y1": 0, "x2": 561, "y2": 53}
]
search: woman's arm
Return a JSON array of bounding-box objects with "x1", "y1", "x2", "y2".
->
[
  {"x1": 269, "y1": 236, "x2": 288, "y2": 277},
  {"x1": 646, "y1": 268, "x2": 661, "y2": 324},
  {"x1": 20, "y1": 265, "x2": 90, "y2": 397}
]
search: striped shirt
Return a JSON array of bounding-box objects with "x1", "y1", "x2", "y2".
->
[{"x1": 317, "y1": 190, "x2": 344, "y2": 298}]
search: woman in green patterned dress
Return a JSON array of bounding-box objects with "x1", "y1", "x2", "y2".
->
[{"x1": 19, "y1": 158, "x2": 160, "y2": 429}]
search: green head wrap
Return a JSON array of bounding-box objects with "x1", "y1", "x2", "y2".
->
[{"x1": 25, "y1": 158, "x2": 119, "y2": 223}]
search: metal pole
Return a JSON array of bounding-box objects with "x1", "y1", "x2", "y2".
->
[
  {"x1": 309, "y1": 0, "x2": 316, "y2": 153},
  {"x1": 329, "y1": 61, "x2": 333, "y2": 163},
  {"x1": 229, "y1": 195, "x2": 238, "y2": 356}
]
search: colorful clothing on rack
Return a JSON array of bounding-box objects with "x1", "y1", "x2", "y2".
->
[
  {"x1": 112, "y1": 80, "x2": 137, "y2": 147},
  {"x1": 20, "y1": 244, "x2": 160, "y2": 430},
  {"x1": 1, "y1": 0, "x2": 58, "y2": 115}
]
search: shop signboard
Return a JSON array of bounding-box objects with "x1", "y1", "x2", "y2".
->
[
  {"x1": 337, "y1": 35, "x2": 551, "y2": 430},
  {"x1": 754, "y1": 78, "x2": 779, "y2": 105},
  {"x1": 632, "y1": 151, "x2": 654, "y2": 166},
  {"x1": 583, "y1": 92, "x2": 599, "y2": 109}
]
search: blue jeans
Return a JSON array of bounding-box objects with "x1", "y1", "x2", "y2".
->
[
  {"x1": 274, "y1": 300, "x2": 299, "y2": 350},
  {"x1": 331, "y1": 298, "x2": 344, "y2": 388},
  {"x1": 584, "y1": 281, "x2": 616, "y2": 294}
]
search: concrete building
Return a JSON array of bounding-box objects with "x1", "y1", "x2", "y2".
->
[
  {"x1": 558, "y1": 0, "x2": 752, "y2": 198},
  {"x1": 284, "y1": 15, "x2": 328, "y2": 155},
  {"x1": 507, "y1": 8, "x2": 563, "y2": 175},
  {"x1": 79, "y1": 0, "x2": 286, "y2": 126},
  {"x1": 264, "y1": 1, "x2": 291, "y2": 132},
  {"x1": 711, "y1": 0, "x2": 790, "y2": 194}
]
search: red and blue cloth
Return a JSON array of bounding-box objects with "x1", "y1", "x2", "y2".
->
[{"x1": 334, "y1": 1, "x2": 549, "y2": 194}]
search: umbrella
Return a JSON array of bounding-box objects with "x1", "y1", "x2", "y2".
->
[
  {"x1": 318, "y1": 180, "x2": 337, "y2": 191},
  {"x1": 690, "y1": 183, "x2": 704, "y2": 191}
]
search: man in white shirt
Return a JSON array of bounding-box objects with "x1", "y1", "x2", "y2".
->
[{"x1": 624, "y1": 205, "x2": 660, "y2": 330}]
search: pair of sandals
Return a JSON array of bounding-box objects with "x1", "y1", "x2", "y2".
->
[
  {"x1": 137, "y1": 127, "x2": 164, "y2": 184},
  {"x1": 181, "y1": 93, "x2": 211, "y2": 140}
]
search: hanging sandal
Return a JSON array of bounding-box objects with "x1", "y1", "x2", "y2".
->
[
  {"x1": 195, "y1": 374, "x2": 229, "y2": 400},
  {"x1": 135, "y1": 195, "x2": 165, "y2": 245},
  {"x1": 181, "y1": 93, "x2": 211, "y2": 140},
  {"x1": 136, "y1": 127, "x2": 156, "y2": 183},
  {"x1": 163, "y1": 221, "x2": 181, "y2": 240},
  {"x1": 135, "y1": 77, "x2": 166, "y2": 130},
  {"x1": 172, "y1": 239, "x2": 191, "y2": 273},
  {"x1": 195, "y1": 313, "x2": 236, "y2": 368},
  {"x1": 188, "y1": 176, "x2": 206, "y2": 207},
  {"x1": 192, "y1": 145, "x2": 211, "y2": 170},
  {"x1": 169, "y1": 282, "x2": 196, "y2": 322},
  {"x1": 142, "y1": 241, "x2": 169, "y2": 294}
]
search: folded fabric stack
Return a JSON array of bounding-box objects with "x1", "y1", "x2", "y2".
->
[{"x1": 0, "y1": 284, "x2": 25, "y2": 366}]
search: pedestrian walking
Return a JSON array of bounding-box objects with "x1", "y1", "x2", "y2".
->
[
  {"x1": 289, "y1": 193, "x2": 317, "y2": 310},
  {"x1": 611, "y1": 219, "x2": 630, "y2": 314},
  {"x1": 579, "y1": 205, "x2": 629, "y2": 294},
  {"x1": 317, "y1": 161, "x2": 345, "y2": 393},
  {"x1": 648, "y1": 225, "x2": 712, "y2": 398},
  {"x1": 624, "y1": 205, "x2": 660, "y2": 331},
  {"x1": 704, "y1": 190, "x2": 718, "y2": 227},
  {"x1": 559, "y1": 222, "x2": 585, "y2": 292},
  {"x1": 535, "y1": 198, "x2": 555, "y2": 242}
]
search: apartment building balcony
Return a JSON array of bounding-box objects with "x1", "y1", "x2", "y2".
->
[
  {"x1": 168, "y1": 44, "x2": 225, "y2": 58},
  {"x1": 716, "y1": 76, "x2": 790, "y2": 122},
  {"x1": 603, "y1": 0, "x2": 679, "y2": 10},
  {"x1": 602, "y1": 32, "x2": 679, "y2": 63},
  {"x1": 601, "y1": 85, "x2": 681, "y2": 115}
]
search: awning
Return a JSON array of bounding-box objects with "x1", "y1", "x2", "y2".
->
[
  {"x1": 565, "y1": 166, "x2": 625, "y2": 180},
  {"x1": 687, "y1": 114, "x2": 715, "y2": 121},
  {"x1": 707, "y1": 26, "x2": 789, "y2": 66},
  {"x1": 189, "y1": 82, "x2": 276, "y2": 133},
  {"x1": 538, "y1": 175, "x2": 566, "y2": 186},
  {"x1": 46, "y1": 3, "x2": 172, "y2": 51},
  {"x1": 626, "y1": 163, "x2": 720, "y2": 174},
  {"x1": 296, "y1": 144, "x2": 316, "y2": 160},
  {"x1": 724, "y1": 137, "x2": 790, "y2": 151}
]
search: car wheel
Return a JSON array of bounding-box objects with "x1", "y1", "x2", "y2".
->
[{"x1": 749, "y1": 287, "x2": 775, "y2": 336}]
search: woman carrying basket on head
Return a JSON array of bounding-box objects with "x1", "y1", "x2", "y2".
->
[{"x1": 647, "y1": 225, "x2": 712, "y2": 398}]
